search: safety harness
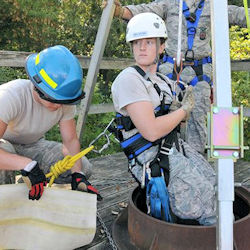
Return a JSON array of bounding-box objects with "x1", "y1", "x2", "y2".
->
[
  {"x1": 162, "y1": 0, "x2": 212, "y2": 90},
  {"x1": 113, "y1": 66, "x2": 180, "y2": 222}
]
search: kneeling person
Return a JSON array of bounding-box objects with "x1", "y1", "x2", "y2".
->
[{"x1": 0, "y1": 45, "x2": 101, "y2": 200}]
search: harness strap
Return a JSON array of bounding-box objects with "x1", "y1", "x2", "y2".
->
[
  {"x1": 189, "y1": 74, "x2": 212, "y2": 86},
  {"x1": 163, "y1": 54, "x2": 212, "y2": 67},
  {"x1": 182, "y1": 0, "x2": 205, "y2": 60},
  {"x1": 120, "y1": 133, "x2": 161, "y2": 160},
  {"x1": 116, "y1": 104, "x2": 170, "y2": 132},
  {"x1": 146, "y1": 176, "x2": 173, "y2": 222},
  {"x1": 162, "y1": 54, "x2": 213, "y2": 88},
  {"x1": 132, "y1": 65, "x2": 173, "y2": 94},
  {"x1": 116, "y1": 113, "x2": 135, "y2": 131},
  {"x1": 155, "y1": 127, "x2": 179, "y2": 185}
]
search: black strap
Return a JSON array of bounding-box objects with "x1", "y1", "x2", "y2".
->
[
  {"x1": 149, "y1": 127, "x2": 179, "y2": 185},
  {"x1": 191, "y1": 64, "x2": 203, "y2": 78},
  {"x1": 132, "y1": 65, "x2": 147, "y2": 79},
  {"x1": 132, "y1": 65, "x2": 173, "y2": 93},
  {"x1": 156, "y1": 73, "x2": 173, "y2": 93},
  {"x1": 131, "y1": 65, "x2": 167, "y2": 115}
]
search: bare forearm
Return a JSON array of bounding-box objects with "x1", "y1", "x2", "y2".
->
[
  {"x1": 0, "y1": 149, "x2": 32, "y2": 170},
  {"x1": 141, "y1": 108, "x2": 186, "y2": 142},
  {"x1": 62, "y1": 139, "x2": 82, "y2": 173}
]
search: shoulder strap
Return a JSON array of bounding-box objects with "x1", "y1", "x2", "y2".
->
[
  {"x1": 156, "y1": 72, "x2": 173, "y2": 93},
  {"x1": 131, "y1": 65, "x2": 168, "y2": 111},
  {"x1": 131, "y1": 65, "x2": 148, "y2": 79}
]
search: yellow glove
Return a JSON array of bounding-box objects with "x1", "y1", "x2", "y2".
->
[{"x1": 101, "y1": 0, "x2": 125, "y2": 18}]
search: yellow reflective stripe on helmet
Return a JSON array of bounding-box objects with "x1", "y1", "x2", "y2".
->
[
  {"x1": 35, "y1": 54, "x2": 40, "y2": 65},
  {"x1": 39, "y1": 69, "x2": 58, "y2": 89}
]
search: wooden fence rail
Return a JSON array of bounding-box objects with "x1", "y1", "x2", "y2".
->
[
  {"x1": 1, "y1": 50, "x2": 250, "y2": 71},
  {"x1": 0, "y1": 50, "x2": 249, "y2": 116}
]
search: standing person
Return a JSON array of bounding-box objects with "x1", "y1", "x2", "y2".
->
[
  {"x1": 105, "y1": 0, "x2": 249, "y2": 154},
  {"x1": 0, "y1": 45, "x2": 102, "y2": 200},
  {"x1": 111, "y1": 13, "x2": 194, "y2": 221}
]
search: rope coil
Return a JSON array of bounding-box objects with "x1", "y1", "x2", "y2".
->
[{"x1": 46, "y1": 145, "x2": 94, "y2": 187}]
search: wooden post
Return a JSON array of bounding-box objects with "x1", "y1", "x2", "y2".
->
[{"x1": 76, "y1": 0, "x2": 115, "y2": 138}]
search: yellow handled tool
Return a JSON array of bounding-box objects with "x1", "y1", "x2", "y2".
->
[{"x1": 46, "y1": 145, "x2": 94, "y2": 187}]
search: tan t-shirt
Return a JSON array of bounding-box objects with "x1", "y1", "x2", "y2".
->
[
  {"x1": 0, "y1": 79, "x2": 76, "y2": 144},
  {"x1": 112, "y1": 66, "x2": 173, "y2": 116}
]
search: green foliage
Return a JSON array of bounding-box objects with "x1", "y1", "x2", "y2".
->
[
  {"x1": 231, "y1": 71, "x2": 250, "y2": 160},
  {"x1": 45, "y1": 124, "x2": 62, "y2": 143},
  {"x1": 229, "y1": 25, "x2": 250, "y2": 161},
  {"x1": 230, "y1": 26, "x2": 250, "y2": 60},
  {"x1": 81, "y1": 113, "x2": 122, "y2": 158},
  {"x1": 228, "y1": 0, "x2": 243, "y2": 6},
  {"x1": 0, "y1": 67, "x2": 26, "y2": 84},
  {"x1": 0, "y1": 0, "x2": 61, "y2": 51}
]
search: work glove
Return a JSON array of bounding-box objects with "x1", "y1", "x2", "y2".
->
[
  {"x1": 101, "y1": 0, "x2": 124, "y2": 18},
  {"x1": 71, "y1": 172, "x2": 103, "y2": 201},
  {"x1": 21, "y1": 161, "x2": 47, "y2": 200},
  {"x1": 181, "y1": 86, "x2": 195, "y2": 119},
  {"x1": 169, "y1": 100, "x2": 182, "y2": 112}
]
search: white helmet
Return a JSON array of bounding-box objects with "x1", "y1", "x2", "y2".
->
[{"x1": 126, "y1": 13, "x2": 167, "y2": 43}]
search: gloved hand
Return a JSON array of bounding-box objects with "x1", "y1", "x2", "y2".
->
[
  {"x1": 21, "y1": 161, "x2": 47, "y2": 200},
  {"x1": 181, "y1": 86, "x2": 195, "y2": 119},
  {"x1": 71, "y1": 172, "x2": 103, "y2": 201},
  {"x1": 101, "y1": 0, "x2": 124, "y2": 18},
  {"x1": 169, "y1": 99, "x2": 182, "y2": 112}
]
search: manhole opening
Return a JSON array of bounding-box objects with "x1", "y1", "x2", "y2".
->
[{"x1": 132, "y1": 186, "x2": 249, "y2": 225}]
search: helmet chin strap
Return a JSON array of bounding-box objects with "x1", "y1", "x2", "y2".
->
[{"x1": 145, "y1": 38, "x2": 160, "y2": 76}]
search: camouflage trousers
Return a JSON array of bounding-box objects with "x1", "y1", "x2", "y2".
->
[
  {"x1": 168, "y1": 139, "x2": 216, "y2": 225},
  {"x1": 186, "y1": 81, "x2": 211, "y2": 153},
  {"x1": 0, "y1": 138, "x2": 92, "y2": 185}
]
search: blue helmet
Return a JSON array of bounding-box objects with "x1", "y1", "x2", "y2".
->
[{"x1": 26, "y1": 45, "x2": 84, "y2": 104}]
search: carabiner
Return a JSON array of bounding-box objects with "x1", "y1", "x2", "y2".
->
[{"x1": 89, "y1": 118, "x2": 116, "y2": 154}]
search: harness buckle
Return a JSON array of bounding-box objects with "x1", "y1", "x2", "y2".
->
[
  {"x1": 146, "y1": 163, "x2": 151, "y2": 180},
  {"x1": 159, "y1": 91, "x2": 164, "y2": 101},
  {"x1": 141, "y1": 162, "x2": 151, "y2": 189},
  {"x1": 183, "y1": 60, "x2": 194, "y2": 66},
  {"x1": 160, "y1": 146, "x2": 173, "y2": 156},
  {"x1": 185, "y1": 49, "x2": 195, "y2": 61},
  {"x1": 187, "y1": 27, "x2": 196, "y2": 36},
  {"x1": 186, "y1": 12, "x2": 196, "y2": 23}
]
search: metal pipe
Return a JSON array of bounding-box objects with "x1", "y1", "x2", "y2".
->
[{"x1": 210, "y1": 0, "x2": 234, "y2": 249}]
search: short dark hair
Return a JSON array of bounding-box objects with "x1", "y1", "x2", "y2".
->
[{"x1": 160, "y1": 38, "x2": 166, "y2": 45}]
